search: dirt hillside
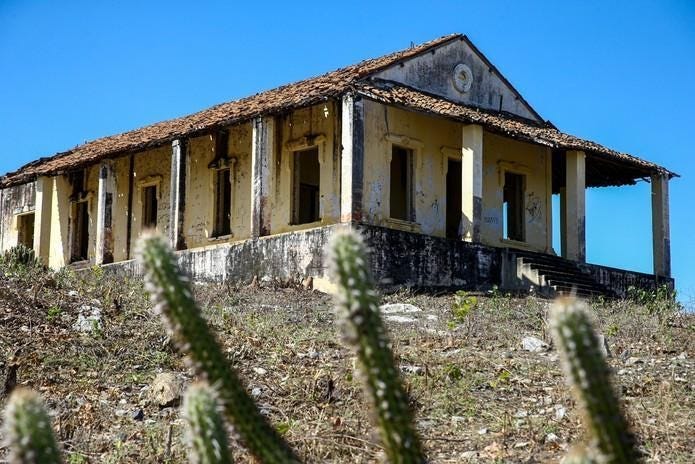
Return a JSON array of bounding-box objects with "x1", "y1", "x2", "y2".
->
[{"x1": 0, "y1": 262, "x2": 692, "y2": 463}]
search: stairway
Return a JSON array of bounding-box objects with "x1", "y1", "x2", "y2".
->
[{"x1": 513, "y1": 250, "x2": 615, "y2": 298}]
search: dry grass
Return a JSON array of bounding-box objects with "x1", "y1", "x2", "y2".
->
[{"x1": 0, "y1": 263, "x2": 692, "y2": 463}]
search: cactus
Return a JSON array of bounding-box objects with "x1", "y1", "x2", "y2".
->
[
  {"x1": 2, "y1": 388, "x2": 61, "y2": 464},
  {"x1": 138, "y1": 233, "x2": 300, "y2": 464},
  {"x1": 183, "y1": 382, "x2": 233, "y2": 464},
  {"x1": 550, "y1": 298, "x2": 639, "y2": 464},
  {"x1": 328, "y1": 230, "x2": 425, "y2": 464}
]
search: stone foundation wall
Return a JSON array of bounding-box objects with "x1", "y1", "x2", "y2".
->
[
  {"x1": 102, "y1": 224, "x2": 669, "y2": 298},
  {"x1": 578, "y1": 263, "x2": 674, "y2": 299}
]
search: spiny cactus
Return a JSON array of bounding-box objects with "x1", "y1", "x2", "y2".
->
[
  {"x1": 328, "y1": 230, "x2": 425, "y2": 464},
  {"x1": 550, "y1": 298, "x2": 639, "y2": 464},
  {"x1": 2, "y1": 388, "x2": 61, "y2": 464},
  {"x1": 183, "y1": 382, "x2": 233, "y2": 464},
  {"x1": 138, "y1": 233, "x2": 300, "y2": 464}
]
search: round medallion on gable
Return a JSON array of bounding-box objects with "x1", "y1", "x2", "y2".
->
[{"x1": 453, "y1": 63, "x2": 473, "y2": 93}]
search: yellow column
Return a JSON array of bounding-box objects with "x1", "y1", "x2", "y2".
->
[
  {"x1": 48, "y1": 175, "x2": 71, "y2": 269},
  {"x1": 563, "y1": 150, "x2": 586, "y2": 262},
  {"x1": 651, "y1": 173, "x2": 671, "y2": 277},
  {"x1": 461, "y1": 124, "x2": 483, "y2": 242},
  {"x1": 33, "y1": 176, "x2": 53, "y2": 264}
]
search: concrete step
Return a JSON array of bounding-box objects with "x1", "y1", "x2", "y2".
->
[{"x1": 514, "y1": 250, "x2": 615, "y2": 298}]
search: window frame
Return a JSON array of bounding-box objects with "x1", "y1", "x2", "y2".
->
[
  {"x1": 209, "y1": 157, "x2": 236, "y2": 239},
  {"x1": 15, "y1": 211, "x2": 35, "y2": 249},
  {"x1": 385, "y1": 133, "x2": 422, "y2": 227},
  {"x1": 284, "y1": 134, "x2": 326, "y2": 228},
  {"x1": 136, "y1": 175, "x2": 162, "y2": 233}
]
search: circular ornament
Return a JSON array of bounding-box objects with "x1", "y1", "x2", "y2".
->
[{"x1": 453, "y1": 63, "x2": 473, "y2": 93}]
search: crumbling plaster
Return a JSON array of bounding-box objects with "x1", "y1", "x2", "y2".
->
[
  {"x1": 361, "y1": 99, "x2": 551, "y2": 252},
  {"x1": 0, "y1": 181, "x2": 36, "y2": 251},
  {"x1": 185, "y1": 126, "x2": 253, "y2": 249},
  {"x1": 272, "y1": 102, "x2": 340, "y2": 234}
]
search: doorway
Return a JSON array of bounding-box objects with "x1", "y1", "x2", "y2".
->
[
  {"x1": 292, "y1": 147, "x2": 321, "y2": 225},
  {"x1": 71, "y1": 201, "x2": 90, "y2": 262},
  {"x1": 503, "y1": 171, "x2": 525, "y2": 242}
]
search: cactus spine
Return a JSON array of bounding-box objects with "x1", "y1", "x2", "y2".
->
[
  {"x1": 138, "y1": 234, "x2": 300, "y2": 464},
  {"x1": 328, "y1": 230, "x2": 425, "y2": 464},
  {"x1": 183, "y1": 382, "x2": 233, "y2": 464},
  {"x1": 2, "y1": 388, "x2": 61, "y2": 464},
  {"x1": 550, "y1": 298, "x2": 639, "y2": 464}
]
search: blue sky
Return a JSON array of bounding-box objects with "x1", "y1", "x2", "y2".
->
[{"x1": 1, "y1": 1, "x2": 693, "y2": 302}]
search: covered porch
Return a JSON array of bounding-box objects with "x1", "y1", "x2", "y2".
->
[{"x1": 351, "y1": 81, "x2": 676, "y2": 284}]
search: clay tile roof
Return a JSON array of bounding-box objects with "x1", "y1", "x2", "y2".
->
[
  {"x1": 0, "y1": 34, "x2": 461, "y2": 188},
  {"x1": 355, "y1": 80, "x2": 677, "y2": 186}
]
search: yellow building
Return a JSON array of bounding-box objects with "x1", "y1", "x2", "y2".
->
[{"x1": 0, "y1": 34, "x2": 676, "y2": 297}]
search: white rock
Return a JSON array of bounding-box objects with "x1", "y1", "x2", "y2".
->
[
  {"x1": 545, "y1": 432, "x2": 559, "y2": 443},
  {"x1": 400, "y1": 364, "x2": 424, "y2": 375},
  {"x1": 460, "y1": 451, "x2": 477, "y2": 459},
  {"x1": 148, "y1": 372, "x2": 183, "y2": 407},
  {"x1": 426, "y1": 314, "x2": 438, "y2": 321},
  {"x1": 477, "y1": 427, "x2": 488, "y2": 435},
  {"x1": 626, "y1": 356, "x2": 643, "y2": 366},
  {"x1": 253, "y1": 367, "x2": 268, "y2": 376},
  {"x1": 380, "y1": 303, "x2": 422, "y2": 314},
  {"x1": 73, "y1": 306, "x2": 102, "y2": 332},
  {"x1": 384, "y1": 315, "x2": 417, "y2": 324},
  {"x1": 68, "y1": 290, "x2": 79, "y2": 298},
  {"x1": 554, "y1": 405, "x2": 567, "y2": 420},
  {"x1": 522, "y1": 336, "x2": 549, "y2": 352},
  {"x1": 251, "y1": 387, "x2": 262, "y2": 398}
]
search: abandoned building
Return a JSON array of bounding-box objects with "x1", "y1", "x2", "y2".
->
[{"x1": 0, "y1": 34, "x2": 676, "y2": 297}]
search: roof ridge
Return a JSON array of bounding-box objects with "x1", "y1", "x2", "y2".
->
[{"x1": 1, "y1": 34, "x2": 463, "y2": 186}]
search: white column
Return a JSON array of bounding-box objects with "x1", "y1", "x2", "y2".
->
[
  {"x1": 340, "y1": 94, "x2": 365, "y2": 223},
  {"x1": 169, "y1": 139, "x2": 188, "y2": 250},
  {"x1": 563, "y1": 150, "x2": 586, "y2": 262},
  {"x1": 33, "y1": 176, "x2": 53, "y2": 264},
  {"x1": 95, "y1": 161, "x2": 116, "y2": 264},
  {"x1": 251, "y1": 117, "x2": 275, "y2": 237},
  {"x1": 461, "y1": 124, "x2": 483, "y2": 242},
  {"x1": 651, "y1": 173, "x2": 671, "y2": 277}
]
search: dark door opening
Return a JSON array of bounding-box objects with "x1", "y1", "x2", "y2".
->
[
  {"x1": 142, "y1": 185, "x2": 158, "y2": 230},
  {"x1": 292, "y1": 147, "x2": 321, "y2": 225},
  {"x1": 213, "y1": 168, "x2": 232, "y2": 237},
  {"x1": 17, "y1": 213, "x2": 35, "y2": 249},
  {"x1": 390, "y1": 145, "x2": 413, "y2": 221},
  {"x1": 446, "y1": 159, "x2": 462, "y2": 239},
  {"x1": 71, "y1": 201, "x2": 89, "y2": 262},
  {"x1": 503, "y1": 171, "x2": 525, "y2": 242}
]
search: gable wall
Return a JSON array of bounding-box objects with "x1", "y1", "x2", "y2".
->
[{"x1": 374, "y1": 38, "x2": 540, "y2": 122}]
